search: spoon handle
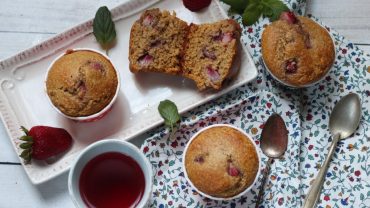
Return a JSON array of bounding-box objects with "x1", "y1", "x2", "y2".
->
[
  {"x1": 302, "y1": 133, "x2": 340, "y2": 208},
  {"x1": 255, "y1": 157, "x2": 273, "y2": 208}
]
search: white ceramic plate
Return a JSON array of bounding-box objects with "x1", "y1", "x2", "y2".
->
[{"x1": 0, "y1": 0, "x2": 258, "y2": 184}]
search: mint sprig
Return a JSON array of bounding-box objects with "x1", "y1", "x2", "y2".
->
[
  {"x1": 221, "y1": 0, "x2": 289, "y2": 26},
  {"x1": 93, "y1": 6, "x2": 117, "y2": 54},
  {"x1": 242, "y1": 2, "x2": 263, "y2": 26},
  {"x1": 158, "y1": 100, "x2": 181, "y2": 132},
  {"x1": 221, "y1": 0, "x2": 248, "y2": 14},
  {"x1": 260, "y1": 0, "x2": 289, "y2": 21}
]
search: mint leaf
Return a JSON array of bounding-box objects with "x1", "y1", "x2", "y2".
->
[
  {"x1": 261, "y1": 0, "x2": 289, "y2": 21},
  {"x1": 158, "y1": 100, "x2": 181, "y2": 131},
  {"x1": 221, "y1": 0, "x2": 249, "y2": 14},
  {"x1": 221, "y1": 0, "x2": 290, "y2": 25},
  {"x1": 242, "y1": 3, "x2": 262, "y2": 26},
  {"x1": 93, "y1": 6, "x2": 116, "y2": 53}
]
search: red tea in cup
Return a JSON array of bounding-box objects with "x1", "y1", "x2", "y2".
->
[{"x1": 79, "y1": 152, "x2": 145, "y2": 208}]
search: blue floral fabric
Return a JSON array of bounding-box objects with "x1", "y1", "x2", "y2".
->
[{"x1": 141, "y1": 0, "x2": 370, "y2": 207}]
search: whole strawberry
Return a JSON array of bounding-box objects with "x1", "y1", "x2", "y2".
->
[
  {"x1": 19, "y1": 126, "x2": 73, "y2": 163},
  {"x1": 183, "y1": 0, "x2": 211, "y2": 12}
]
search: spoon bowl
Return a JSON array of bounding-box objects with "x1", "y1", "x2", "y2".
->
[
  {"x1": 329, "y1": 93, "x2": 362, "y2": 139},
  {"x1": 260, "y1": 114, "x2": 289, "y2": 158},
  {"x1": 255, "y1": 113, "x2": 288, "y2": 208}
]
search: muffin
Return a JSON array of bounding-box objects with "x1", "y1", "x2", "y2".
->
[
  {"x1": 46, "y1": 49, "x2": 119, "y2": 118},
  {"x1": 261, "y1": 12, "x2": 335, "y2": 87},
  {"x1": 182, "y1": 19, "x2": 241, "y2": 90},
  {"x1": 184, "y1": 125, "x2": 259, "y2": 199},
  {"x1": 129, "y1": 8, "x2": 189, "y2": 74}
]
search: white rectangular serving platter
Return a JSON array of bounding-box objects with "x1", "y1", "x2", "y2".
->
[{"x1": 0, "y1": 0, "x2": 258, "y2": 184}]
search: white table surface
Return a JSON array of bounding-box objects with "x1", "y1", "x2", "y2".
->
[{"x1": 0, "y1": 0, "x2": 369, "y2": 207}]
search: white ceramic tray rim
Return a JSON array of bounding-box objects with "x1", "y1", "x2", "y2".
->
[{"x1": 0, "y1": 0, "x2": 258, "y2": 184}]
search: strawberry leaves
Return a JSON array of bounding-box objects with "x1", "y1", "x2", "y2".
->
[
  {"x1": 158, "y1": 100, "x2": 181, "y2": 132},
  {"x1": 21, "y1": 126, "x2": 29, "y2": 135},
  {"x1": 93, "y1": 6, "x2": 116, "y2": 54},
  {"x1": 19, "y1": 126, "x2": 33, "y2": 163},
  {"x1": 221, "y1": 0, "x2": 289, "y2": 26}
]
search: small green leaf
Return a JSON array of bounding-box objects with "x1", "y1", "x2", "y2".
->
[
  {"x1": 22, "y1": 153, "x2": 31, "y2": 163},
  {"x1": 260, "y1": 0, "x2": 289, "y2": 21},
  {"x1": 20, "y1": 149, "x2": 31, "y2": 158},
  {"x1": 93, "y1": 6, "x2": 116, "y2": 52},
  {"x1": 20, "y1": 142, "x2": 32, "y2": 149},
  {"x1": 169, "y1": 160, "x2": 175, "y2": 166},
  {"x1": 20, "y1": 126, "x2": 29, "y2": 135},
  {"x1": 20, "y1": 135, "x2": 33, "y2": 142},
  {"x1": 262, "y1": 6, "x2": 273, "y2": 17},
  {"x1": 350, "y1": 155, "x2": 355, "y2": 163},
  {"x1": 242, "y1": 3, "x2": 262, "y2": 26},
  {"x1": 220, "y1": 0, "x2": 249, "y2": 14},
  {"x1": 308, "y1": 155, "x2": 314, "y2": 160},
  {"x1": 158, "y1": 100, "x2": 181, "y2": 131}
]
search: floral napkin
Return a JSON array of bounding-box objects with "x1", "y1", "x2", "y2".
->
[
  {"x1": 142, "y1": 90, "x2": 302, "y2": 207},
  {"x1": 296, "y1": 18, "x2": 370, "y2": 208},
  {"x1": 141, "y1": 0, "x2": 370, "y2": 207}
]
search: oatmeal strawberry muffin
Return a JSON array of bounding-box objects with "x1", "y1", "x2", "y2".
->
[
  {"x1": 46, "y1": 49, "x2": 118, "y2": 117},
  {"x1": 129, "y1": 8, "x2": 188, "y2": 74},
  {"x1": 184, "y1": 125, "x2": 259, "y2": 198},
  {"x1": 182, "y1": 19, "x2": 241, "y2": 90},
  {"x1": 262, "y1": 12, "x2": 335, "y2": 87}
]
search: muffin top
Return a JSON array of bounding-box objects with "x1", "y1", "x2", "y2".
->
[
  {"x1": 46, "y1": 50, "x2": 118, "y2": 117},
  {"x1": 185, "y1": 126, "x2": 259, "y2": 198},
  {"x1": 262, "y1": 15, "x2": 335, "y2": 87}
]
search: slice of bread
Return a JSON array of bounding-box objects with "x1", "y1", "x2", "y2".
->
[
  {"x1": 129, "y1": 9, "x2": 241, "y2": 90},
  {"x1": 129, "y1": 8, "x2": 188, "y2": 74},
  {"x1": 182, "y1": 19, "x2": 241, "y2": 90}
]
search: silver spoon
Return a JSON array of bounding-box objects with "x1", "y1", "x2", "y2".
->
[
  {"x1": 303, "y1": 93, "x2": 361, "y2": 208},
  {"x1": 255, "y1": 113, "x2": 288, "y2": 208}
]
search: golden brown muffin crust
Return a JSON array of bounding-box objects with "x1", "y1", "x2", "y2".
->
[
  {"x1": 46, "y1": 50, "x2": 118, "y2": 117},
  {"x1": 262, "y1": 16, "x2": 335, "y2": 87},
  {"x1": 185, "y1": 126, "x2": 259, "y2": 198}
]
